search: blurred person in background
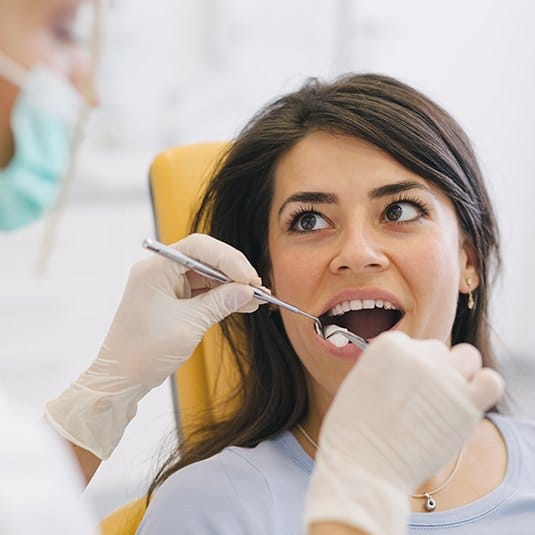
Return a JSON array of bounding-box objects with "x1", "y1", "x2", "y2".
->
[
  {"x1": 0, "y1": 0, "x2": 98, "y2": 232},
  {"x1": 0, "y1": 1, "x2": 100, "y2": 533}
]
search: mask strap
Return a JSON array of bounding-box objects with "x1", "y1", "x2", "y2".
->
[
  {"x1": 88, "y1": 0, "x2": 103, "y2": 102},
  {"x1": 34, "y1": 0, "x2": 104, "y2": 277},
  {"x1": 0, "y1": 50, "x2": 26, "y2": 88},
  {"x1": 34, "y1": 102, "x2": 91, "y2": 277}
]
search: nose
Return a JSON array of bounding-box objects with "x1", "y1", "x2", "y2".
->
[{"x1": 329, "y1": 223, "x2": 389, "y2": 275}]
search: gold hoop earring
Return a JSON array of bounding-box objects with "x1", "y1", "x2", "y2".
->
[{"x1": 467, "y1": 277, "x2": 475, "y2": 310}]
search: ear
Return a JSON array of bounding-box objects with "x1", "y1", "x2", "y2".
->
[{"x1": 458, "y1": 236, "x2": 480, "y2": 294}]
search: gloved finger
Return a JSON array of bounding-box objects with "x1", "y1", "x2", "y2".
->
[
  {"x1": 187, "y1": 282, "x2": 257, "y2": 329},
  {"x1": 468, "y1": 368, "x2": 505, "y2": 411},
  {"x1": 189, "y1": 283, "x2": 261, "y2": 313},
  {"x1": 449, "y1": 343, "x2": 482, "y2": 380},
  {"x1": 175, "y1": 234, "x2": 262, "y2": 286},
  {"x1": 187, "y1": 275, "x2": 269, "y2": 312},
  {"x1": 237, "y1": 299, "x2": 261, "y2": 313},
  {"x1": 238, "y1": 284, "x2": 271, "y2": 313}
]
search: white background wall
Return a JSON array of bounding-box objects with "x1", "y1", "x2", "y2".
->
[{"x1": 1, "y1": 0, "x2": 534, "y2": 520}]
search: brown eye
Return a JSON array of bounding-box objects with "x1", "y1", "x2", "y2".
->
[
  {"x1": 386, "y1": 204, "x2": 403, "y2": 221},
  {"x1": 53, "y1": 24, "x2": 76, "y2": 44},
  {"x1": 288, "y1": 210, "x2": 329, "y2": 233},
  {"x1": 299, "y1": 213, "x2": 318, "y2": 230},
  {"x1": 383, "y1": 201, "x2": 422, "y2": 223}
]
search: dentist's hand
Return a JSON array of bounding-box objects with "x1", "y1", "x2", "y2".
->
[
  {"x1": 46, "y1": 234, "x2": 262, "y2": 460},
  {"x1": 305, "y1": 332, "x2": 504, "y2": 535}
]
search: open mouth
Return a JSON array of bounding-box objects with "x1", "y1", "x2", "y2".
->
[{"x1": 319, "y1": 299, "x2": 404, "y2": 341}]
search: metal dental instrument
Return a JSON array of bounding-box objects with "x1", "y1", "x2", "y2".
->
[{"x1": 143, "y1": 238, "x2": 368, "y2": 350}]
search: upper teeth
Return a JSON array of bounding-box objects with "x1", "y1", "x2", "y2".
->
[{"x1": 327, "y1": 299, "x2": 397, "y2": 317}]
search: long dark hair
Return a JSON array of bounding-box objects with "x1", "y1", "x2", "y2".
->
[{"x1": 148, "y1": 73, "x2": 501, "y2": 498}]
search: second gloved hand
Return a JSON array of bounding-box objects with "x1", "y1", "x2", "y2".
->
[
  {"x1": 304, "y1": 331, "x2": 504, "y2": 535},
  {"x1": 45, "y1": 234, "x2": 262, "y2": 459}
]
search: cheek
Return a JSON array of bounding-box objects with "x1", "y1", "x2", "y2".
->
[
  {"x1": 408, "y1": 240, "x2": 447, "y2": 276},
  {"x1": 8, "y1": 23, "x2": 58, "y2": 70},
  {"x1": 402, "y1": 231, "x2": 462, "y2": 336},
  {"x1": 30, "y1": 29, "x2": 82, "y2": 80},
  {"x1": 402, "y1": 219, "x2": 461, "y2": 282},
  {"x1": 269, "y1": 245, "x2": 324, "y2": 303},
  {"x1": 268, "y1": 240, "x2": 321, "y2": 357}
]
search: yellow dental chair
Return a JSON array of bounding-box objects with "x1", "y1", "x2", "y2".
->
[{"x1": 99, "y1": 141, "x2": 241, "y2": 535}]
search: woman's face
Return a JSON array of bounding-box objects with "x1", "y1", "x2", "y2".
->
[
  {"x1": 0, "y1": 0, "x2": 92, "y2": 84},
  {"x1": 268, "y1": 131, "x2": 478, "y2": 411},
  {"x1": 0, "y1": 0, "x2": 94, "y2": 165}
]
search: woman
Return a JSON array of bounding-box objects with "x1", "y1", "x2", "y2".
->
[
  {"x1": 47, "y1": 74, "x2": 525, "y2": 533},
  {"x1": 133, "y1": 74, "x2": 530, "y2": 533}
]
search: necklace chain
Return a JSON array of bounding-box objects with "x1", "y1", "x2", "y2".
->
[
  {"x1": 411, "y1": 448, "x2": 464, "y2": 498},
  {"x1": 296, "y1": 423, "x2": 464, "y2": 512},
  {"x1": 297, "y1": 424, "x2": 318, "y2": 451}
]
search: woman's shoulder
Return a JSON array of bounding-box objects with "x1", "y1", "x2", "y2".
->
[
  {"x1": 163, "y1": 428, "x2": 312, "y2": 486},
  {"x1": 137, "y1": 446, "x2": 275, "y2": 534},
  {"x1": 488, "y1": 411, "x2": 535, "y2": 438},
  {"x1": 227, "y1": 427, "x2": 315, "y2": 477},
  {"x1": 137, "y1": 430, "x2": 312, "y2": 534},
  {"x1": 487, "y1": 411, "x2": 535, "y2": 464}
]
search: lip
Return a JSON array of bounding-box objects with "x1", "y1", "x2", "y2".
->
[
  {"x1": 314, "y1": 314, "x2": 403, "y2": 359},
  {"x1": 315, "y1": 332, "x2": 366, "y2": 359},
  {"x1": 317, "y1": 287, "x2": 405, "y2": 316},
  {"x1": 313, "y1": 287, "x2": 404, "y2": 359}
]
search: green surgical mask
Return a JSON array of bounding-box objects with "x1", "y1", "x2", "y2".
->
[{"x1": 0, "y1": 53, "x2": 83, "y2": 231}]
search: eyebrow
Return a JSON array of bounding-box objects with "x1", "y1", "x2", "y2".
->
[
  {"x1": 277, "y1": 192, "x2": 338, "y2": 218},
  {"x1": 368, "y1": 180, "x2": 436, "y2": 200},
  {"x1": 277, "y1": 180, "x2": 436, "y2": 217}
]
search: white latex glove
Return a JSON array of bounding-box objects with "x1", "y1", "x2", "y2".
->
[
  {"x1": 45, "y1": 234, "x2": 262, "y2": 460},
  {"x1": 304, "y1": 331, "x2": 504, "y2": 535}
]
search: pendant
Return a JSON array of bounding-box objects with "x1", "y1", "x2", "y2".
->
[{"x1": 424, "y1": 492, "x2": 437, "y2": 512}]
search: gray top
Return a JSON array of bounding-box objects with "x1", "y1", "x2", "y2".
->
[{"x1": 137, "y1": 412, "x2": 535, "y2": 534}]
